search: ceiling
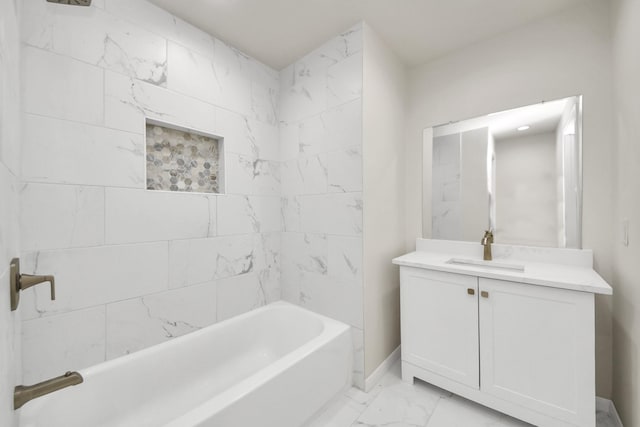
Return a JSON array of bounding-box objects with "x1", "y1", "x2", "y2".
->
[{"x1": 148, "y1": 0, "x2": 588, "y2": 70}]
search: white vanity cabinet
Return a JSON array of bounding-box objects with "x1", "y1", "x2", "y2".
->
[
  {"x1": 401, "y1": 268, "x2": 479, "y2": 389},
  {"x1": 397, "y1": 251, "x2": 610, "y2": 427}
]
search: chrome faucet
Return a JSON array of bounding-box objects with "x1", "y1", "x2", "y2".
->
[
  {"x1": 14, "y1": 371, "x2": 83, "y2": 409},
  {"x1": 481, "y1": 229, "x2": 494, "y2": 261}
]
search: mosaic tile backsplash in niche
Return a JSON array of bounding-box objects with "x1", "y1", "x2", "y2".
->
[{"x1": 146, "y1": 123, "x2": 221, "y2": 193}]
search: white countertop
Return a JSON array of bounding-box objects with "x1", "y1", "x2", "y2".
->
[{"x1": 393, "y1": 250, "x2": 612, "y2": 295}]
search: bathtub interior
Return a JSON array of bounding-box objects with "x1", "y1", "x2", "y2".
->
[{"x1": 18, "y1": 303, "x2": 351, "y2": 427}]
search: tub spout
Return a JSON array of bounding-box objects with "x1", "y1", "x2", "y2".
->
[{"x1": 14, "y1": 371, "x2": 83, "y2": 409}]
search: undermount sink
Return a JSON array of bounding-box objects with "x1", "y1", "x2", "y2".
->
[{"x1": 445, "y1": 258, "x2": 525, "y2": 272}]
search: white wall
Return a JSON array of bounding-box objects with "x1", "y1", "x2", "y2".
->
[
  {"x1": 611, "y1": 1, "x2": 640, "y2": 425},
  {"x1": 495, "y1": 131, "x2": 557, "y2": 247},
  {"x1": 279, "y1": 24, "x2": 365, "y2": 387},
  {"x1": 362, "y1": 23, "x2": 406, "y2": 379},
  {"x1": 405, "y1": 0, "x2": 614, "y2": 396},
  {"x1": 0, "y1": 0, "x2": 21, "y2": 423},
  {"x1": 19, "y1": 0, "x2": 281, "y2": 384}
]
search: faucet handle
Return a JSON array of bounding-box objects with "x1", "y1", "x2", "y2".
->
[{"x1": 19, "y1": 274, "x2": 56, "y2": 301}]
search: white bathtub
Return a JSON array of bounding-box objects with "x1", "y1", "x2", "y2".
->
[{"x1": 18, "y1": 302, "x2": 353, "y2": 427}]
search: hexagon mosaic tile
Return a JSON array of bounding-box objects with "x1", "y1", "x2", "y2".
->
[{"x1": 145, "y1": 123, "x2": 220, "y2": 193}]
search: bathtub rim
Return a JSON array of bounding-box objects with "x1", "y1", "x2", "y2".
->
[{"x1": 80, "y1": 301, "x2": 348, "y2": 378}]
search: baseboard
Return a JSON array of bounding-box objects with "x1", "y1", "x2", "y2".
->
[
  {"x1": 364, "y1": 346, "x2": 400, "y2": 392},
  {"x1": 596, "y1": 397, "x2": 624, "y2": 427}
]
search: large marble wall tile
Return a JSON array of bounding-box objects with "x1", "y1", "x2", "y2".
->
[
  {"x1": 328, "y1": 235, "x2": 363, "y2": 284},
  {"x1": 253, "y1": 233, "x2": 281, "y2": 304},
  {"x1": 167, "y1": 42, "x2": 221, "y2": 105},
  {"x1": 248, "y1": 118, "x2": 279, "y2": 161},
  {"x1": 279, "y1": 24, "x2": 362, "y2": 124},
  {"x1": 215, "y1": 108, "x2": 255, "y2": 158},
  {"x1": 279, "y1": 120, "x2": 299, "y2": 161},
  {"x1": 217, "y1": 195, "x2": 281, "y2": 235},
  {"x1": 22, "y1": 306, "x2": 106, "y2": 384},
  {"x1": 104, "y1": 0, "x2": 215, "y2": 59},
  {"x1": 298, "y1": 275, "x2": 363, "y2": 329},
  {"x1": 22, "y1": 0, "x2": 167, "y2": 86},
  {"x1": 316, "y1": 24, "x2": 363, "y2": 64},
  {"x1": 224, "y1": 153, "x2": 280, "y2": 196},
  {"x1": 20, "y1": 183, "x2": 105, "y2": 251},
  {"x1": 104, "y1": 71, "x2": 217, "y2": 136},
  {"x1": 299, "y1": 194, "x2": 329, "y2": 234},
  {"x1": 217, "y1": 195, "x2": 258, "y2": 235},
  {"x1": 278, "y1": 28, "x2": 364, "y2": 358},
  {"x1": 250, "y1": 59, "x2": 279, "y2": 126},
  {"x1": 281, "y1": 232, "x2": 327, "y2": 284},
  {"x1": 328, "y1": 146, "x2": 363, "y2": 193},
  {"x1": 105, "y1": 281, "x2": 217, "y2": 359},
  {"x1": 105, "y1": 188, "x2": 214, "y2": 244},
  {"x1": 0, "y1": 165, "x2": 19, "y2": 266},
  {"x1": 296, "y1": 99, "x2": 362, "y2": 157},
  {"x1": 299, "y1": 114, "x2": 328, "y2": 156},
  {"x1": 278, "y1": 59, "x2": 327, "y2": 123},
  {"x1": 169, "y1": 238, "x2": 217, "y2": 289},
  {"x1": 168, "y1": 234, "x2": 255, "y2": 288},
  {"x1": 299, "y1": 193, "x2": 363, "y2": 236},
  {"x1": 217, "y1": 272, "x2": 265, "y2": 321},
  {"x1": 0, "y1": 1, "x2": 20, "y2": 423},
  {"x1": 324, "y1": 99, "x2": 363, "y2": 152},
  {"x1": 298, "y1": 154, "x2": 329, "y2": 194},
  {"x1": 351, "y1": 327, "x2": 365, "y2": 389},
  {"x1": 0, "y1": 4, "x2": 21, "y2": 175},
  {"x1": 213, "y1": 39, "x2": 252, "y2": 115},
  {"x1": 22, "y1": 114, "x2": 145, "y2": 188},
  {"x1": 281, "y1": 155, "x2": 328, "y2": 196},
  {"x1": 281, "y1": 160, "x2": 303, "y2": 196},
  {"x1": 19, "y1": 243, "x2": 169, "y2": 320},
  {"x1": 213, "y1": 234, "x2": 257, "y2": 280},
  {"x1": 23, "y1": 47, "x2": 103, "y2": 125},
  {"x1": 0, "y1": 268, "x2": 19, "y2": 427},
  {"x1": 327, "y1": 53, "x2": 363, "y2": 108},
  {"x1": 216, "y1": 109, "x2": 279, "y2": 161},
  {"x1": 282, "y1": 196, "x2": 301, "y2": 232},
  {"x1": 326, "y1": 193, "x2": 363, "y2": 236}
]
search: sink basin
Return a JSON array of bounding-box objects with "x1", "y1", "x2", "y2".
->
[{"x1": 445, "y1": 258, "x2": 525, "y2": 272}]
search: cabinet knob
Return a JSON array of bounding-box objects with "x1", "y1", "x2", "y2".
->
[
  {"x1": 467, "y1": 288, "x2": 475, "y2": 295},
  {"x1": 481, "y1": 291, "x2": 489, "y2": 298}
]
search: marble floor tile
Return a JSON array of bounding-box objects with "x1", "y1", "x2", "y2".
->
[
  {"x1": 424, "y1": 394, "x2": 531, "y2": 427},
  {"x1": 352, "y1": 380, "x2": 444, "y2": 427},
  {"x1": 304, "y1": 360, "x2": 619, "y2": 427},
  {"x1": 596, "y1": 408, "x2": 619, "y2": 427}
]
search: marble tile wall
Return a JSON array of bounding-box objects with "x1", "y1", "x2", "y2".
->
[
  {"x1": 432, "y1": 133, "x2": 462, "y2": 240},
  {"x1": 0, "y1": 0, "x2": 21, "y2": 424},
  {"x1": 279, "y1": 24, "x2": 365, "y2": 388},
  {"x1": 19, "y1": 0, "x2": 281, "y2": 384}
]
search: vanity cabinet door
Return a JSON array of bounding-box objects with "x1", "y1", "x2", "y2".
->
[
  {"x1": 478, "y1": 277, "x2": 595, "y2": 427},
  {"x1": 401, "y1": 267, "x2": 479, "y2": 389}
]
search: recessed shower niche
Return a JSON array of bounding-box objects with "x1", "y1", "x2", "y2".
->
[{"x1": 145, "y1": 119, "x2": 224, "y2": 193}]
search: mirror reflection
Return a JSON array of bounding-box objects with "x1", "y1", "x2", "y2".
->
[{"x1": 424, "y1": 95, "x2": 582, "y2": 248}]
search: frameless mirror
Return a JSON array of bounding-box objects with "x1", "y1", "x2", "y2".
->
[{"x1": 423, "y1": 95, "x2": 582, "y2": 248}]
